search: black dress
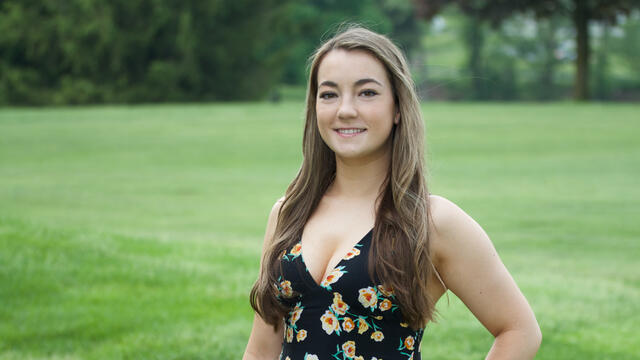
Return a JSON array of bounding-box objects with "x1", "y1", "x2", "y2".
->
[{"x1": 276, "y1": 228, "x2": 426, "y2": 360}]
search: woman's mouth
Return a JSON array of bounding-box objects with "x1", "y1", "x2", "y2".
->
[{"x1": 335, "y1": 128, "x2": 366, "y2": 138}]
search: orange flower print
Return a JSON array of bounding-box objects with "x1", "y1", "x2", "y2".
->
[
  {"x1": 341, "y1": 341, "x2": 356, "y2": 358},
  {"x1": 280, "y1": 280, "x2": 293, "y2": 298},
  {"x1": 303, "y1": 355, "x2": 318, "y2": 360},
  {"x1": 320, "y1": 310, "x2": 340, "y2": 335},
  {"x1": 358, "y1": 286, "x2": 378, "y2": 310},
  {"x1": 290, "y1": 243, "x2": 302, "y2": 256},
  {"x1": 289, "y1": 304, "x2": 303, "y2": 326},
  {"x1": 379, "y1": 299, "x2": 392, "y2": 311},
  {"x1": 404, "y1": 335, "x2": 415, "y2": 350},
  {"x1": 331, "y1": 292, "x2": 349, "y2": 315},
  {"x1": 296, "y1": 329, "x2": 307, "y2": 342},
  {"x1": 321, "y1": 266, "x2": 346, "y2": 289},
  {"x1": 357, "y1": 317, "x2": 369, "y2": 334},
  {"x1": 408, "y1": 352, "x2": 414, "y2": 360},
  {"x1": 354, "y1": 356, "x2": 364, "y2": 360},
  {"x1": 285, "y1": 357, "x2": 291, "y2": 360},
  {"x1": 377, "y1": 284, "x2": 394, "y2": 297},
  {"x1": 286, "y1": 326, "x2": 293, "y2": 343},
  {"x1": 343, "y1": 247, "x2": 361, "y2": 260},
  {"x1": 281, "y1": 250, "x2": 287, "y2": 259},
  {"x1": 342, "y1": 317, "x2": 355, "y2": 332},
  {"x1": 371, "y1": 331, "x2": 384, "y2": 342},
  {"x1": 400, "y1": 322, "x2": 409, "y2": 328}
]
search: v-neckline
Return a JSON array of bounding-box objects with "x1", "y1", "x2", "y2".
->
[{"x1": 298, "y1": 227, "x2": 374, "y2": 290}]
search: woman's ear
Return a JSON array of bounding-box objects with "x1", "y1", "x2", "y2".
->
[{"x1": 394, "y1": 111, "x2": 400, "y2": 125}]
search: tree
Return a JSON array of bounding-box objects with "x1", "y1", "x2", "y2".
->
[
  {"x1": 276, "y1": 0, "x2": 424, "y2": 87},
  {"x1": 275, "y1": 0, "x2": 391, "y2": 86},
  {"x1": 414, "y1": 0, "x2": 639, "y2": 100},
  {"x1": 0, "y1": 0, "x2": 295, "y2": 104}
]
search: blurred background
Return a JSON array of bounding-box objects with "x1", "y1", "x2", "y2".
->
[
  {"x1": 1, "y1": 1, "x2": 639, "y2": 360},
  {"x1": 1, "y1": 0, "x2": 639, "y2": 105}
]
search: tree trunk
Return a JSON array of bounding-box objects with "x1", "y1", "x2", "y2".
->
[
  {"x1": 538, "y1": 17, "x2": 559, "y2": 101},
  {"x1": 594, "y1": 22, "x2": 610, "y2": 100},
  {"x1": 463, "y1": 14, "x2": 485, "y2": 100},
  {"x1": 412, "y1": 48, "x2": 429, "y2": 100},
  {"x1": 573, "y1": 0, "x2": 590, "y2": 100}
]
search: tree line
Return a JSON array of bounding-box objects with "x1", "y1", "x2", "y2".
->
[
  {"x1": 0, "y1": 0, "x2": 637, "y2": 105},
  {"x1": 415, "y1": 0, "x2": 639, "y2": 100}
]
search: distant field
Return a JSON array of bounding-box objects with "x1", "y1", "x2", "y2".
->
[{"x1": 0, "y1": 102, "x2": 638, "y2": 359}]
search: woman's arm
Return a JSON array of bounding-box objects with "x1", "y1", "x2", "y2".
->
[
  {"x1": 429, "y1": 195, "x2": 542, "y2": 359},
  {"x1": 243, "y1": 197, "x2": 286, "y2": 360},
  {"x1": 244, "y1": 314, "x2": 283, "y2": 360}
]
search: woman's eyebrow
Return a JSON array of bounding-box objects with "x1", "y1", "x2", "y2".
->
[
  {"x1": 318, "y1": 78, "x2": 383, "y2": 88},
  {"x1": 354, "y1": 78, "x2": 382, "y2": 87}
]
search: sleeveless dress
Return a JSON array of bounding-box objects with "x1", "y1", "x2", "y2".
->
[{"x1": 276, "y1": 228, "x2": 426, "y2": 360}]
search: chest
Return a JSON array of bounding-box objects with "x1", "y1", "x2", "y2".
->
[
  {"x1": 286, "y1": 225, "x2": 448, "y2": 309},
  {"x1": 278, "y1": 228, "x2": 386, "y2": 314},
  {"x1": 298, "y1": 197, "x2": 377, "y2": 283},
  {"x1": 300, "y1": 226, "x2": 374, "y2": 286}
]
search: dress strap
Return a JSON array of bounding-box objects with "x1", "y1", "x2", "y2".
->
[
  {"x1": 431, "y1": 261, "x2": 450, "y2": 306},
  {"x1": 430, "y1": 262, "x2": 447, "y2": 291}
]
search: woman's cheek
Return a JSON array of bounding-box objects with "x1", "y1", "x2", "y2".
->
[{"x1": 315, "y1": 120, "x2": 332, "y2": 147}]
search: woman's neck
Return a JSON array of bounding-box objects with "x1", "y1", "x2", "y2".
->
[{"x1": 326, "y1": 150, "x2": 390, "y2": 201}]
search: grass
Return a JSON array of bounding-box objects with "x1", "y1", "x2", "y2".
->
[{"x1": 0, "y1": 102, "x2": 638, "y2": 359}]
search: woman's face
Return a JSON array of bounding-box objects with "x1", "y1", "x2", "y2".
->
[{"x1": 315, "y1": 49, "x2": 399, "y2": 162}]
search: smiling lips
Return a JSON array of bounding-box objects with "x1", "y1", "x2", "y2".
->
[{"x1": 335, "y1": 128, "x2": 366, "y2": 138}]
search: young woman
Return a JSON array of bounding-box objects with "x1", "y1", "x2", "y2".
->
[{"x1": 243, "y1": 26, "x2": 541, "y2": 360}]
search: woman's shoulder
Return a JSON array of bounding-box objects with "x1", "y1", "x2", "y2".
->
[
  {"x1": 428, "y1": 194, "x2": 467, "y2": 231},
  {"x1": 267, "y1": 195, "x2": 286, "y2": 221},
  {"x1": 272, "y1": 195, "x2": 286, "y2": 213},
  {"x1": 261, "y1": 196, "x2": 286, "y2": 250},
  {"x1": 427, "y1": 194, "x2": 489, "y2": 264}
]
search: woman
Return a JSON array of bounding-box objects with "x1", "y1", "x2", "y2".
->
[{"x1": 243, "y1": 25, "x2": 541, "y2": 360}]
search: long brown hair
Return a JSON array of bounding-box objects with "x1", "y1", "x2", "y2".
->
[{"x1": 250, "y1": 24, "x2": 439, "y2": 330}]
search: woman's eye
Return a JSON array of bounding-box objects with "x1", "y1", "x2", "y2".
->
[
  {"x1": 361, "y1": 90, "x2": 378, "y2": 97},
  {"x1": 319, "y1": 92, "x2": 337, "y2": 100}
]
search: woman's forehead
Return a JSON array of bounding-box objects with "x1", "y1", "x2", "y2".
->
[{"x1": 317, "y1": 49, "x2": 389, "y2": 87}]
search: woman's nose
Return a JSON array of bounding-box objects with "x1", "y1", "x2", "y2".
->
[{"x1": 337, "y1": 96, "x2": 357, "y2": 119}]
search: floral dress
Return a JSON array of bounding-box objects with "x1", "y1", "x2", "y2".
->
[{"x1": 276, "y1": 228, "x2": 425, "y2": 360}]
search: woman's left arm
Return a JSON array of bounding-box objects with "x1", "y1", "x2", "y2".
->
[{"x1": 429, "y1": 195, "x2": 542, "y2": 359}]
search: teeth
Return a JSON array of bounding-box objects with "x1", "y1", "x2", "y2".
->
[{"x1": 337, "y1": 129, "x2": 365, "y2": 134}]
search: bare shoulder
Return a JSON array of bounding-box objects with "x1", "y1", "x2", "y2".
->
[
  {"x1": 267, "y1": 195, "x2": 286, "y2": 225},
  {"x1": 270, "y1": 195, "x2": 286, "y2": 217},
  {"x1": 428, "y1": 194, "x2": 473, "y2": 232},
  {"x1": 427, "y1": 194, "x2": 493, "y2": 265},
  {"x1": 262, "y1": 195, "x2": 286, "y2": 250},
  {"x1": 428, "y1": 194, "x2": 464, "y2": 233}
]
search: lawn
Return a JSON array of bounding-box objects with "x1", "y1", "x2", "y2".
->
[{"x1": 0, "y1": 102, "x2": 638, "y2": 359}]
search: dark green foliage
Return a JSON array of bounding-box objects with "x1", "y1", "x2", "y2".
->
[
  {"x1": 276, "y1": 0, "x2": 392, "y2": 85},
  {"x1": 0, "y1": 0, "x2": 294, "y2": 104},
  {"x1": 0, "y1": 0, "x2": 425, "y2": 104}
]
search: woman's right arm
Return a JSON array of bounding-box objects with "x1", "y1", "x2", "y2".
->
[{"x1": 243, "y1": 197, "x2": 285, "y2": 360}]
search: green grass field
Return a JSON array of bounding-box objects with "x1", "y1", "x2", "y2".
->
[{"x1": 1, "y1": 102, "x2": 638, "y2": 359}]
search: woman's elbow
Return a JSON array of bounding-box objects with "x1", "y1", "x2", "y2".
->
[
  {"x1": 533, "y1": 323, "x2": 542, "y2": 350},
  {"x1": 524, "y1": 322, "x2": 542, "y2": 355}
]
